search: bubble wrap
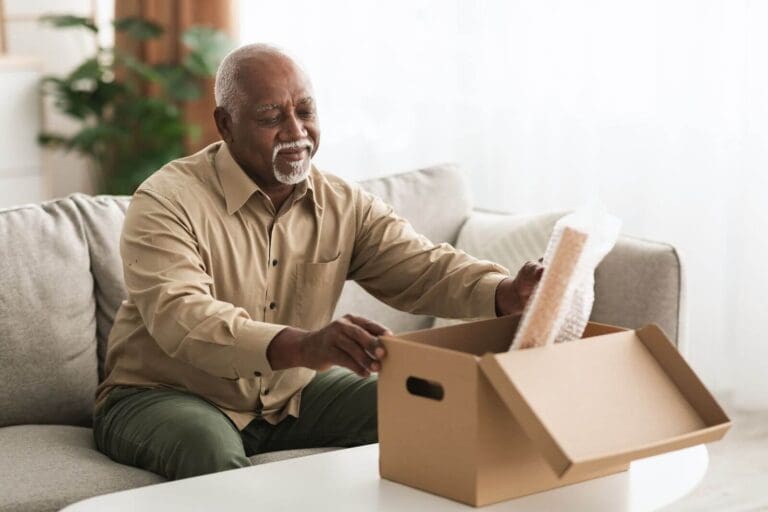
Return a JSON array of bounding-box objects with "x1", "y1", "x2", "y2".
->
[{"x1": 511, "y1": 206, "x2": 621, "y2": 350}]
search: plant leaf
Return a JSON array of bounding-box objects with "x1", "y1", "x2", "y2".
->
[
  {"x1": 154, "y1": 65, "x2": 202, "y2": 101},
  {"x1": 39, "y1": 14, "x2": 97, "y2": 32},
  {"x1": 48, "y1": 85, "x2": 98, "y2": 120},
  {"x1": 115, "y1": 51, "x2": 163, "y2": 82},
  {"x1": 181, "y1": 26, "x2": 235, "y2": 76},
  {"x1": 113, "y1": 17, "x2": 164, "y2": 40},
  {"x1": 68, "y1": 58, "x2": 103, "y2": 82},
  {"x1": 37, "y1": 132, "x2": 72, "y2": 148},
  {"x1": 38, "y1": 16, "x2": 219, "y2": 195},
  {"x1": 71, "y1": 125, "x2": 121, "y2": 148}
]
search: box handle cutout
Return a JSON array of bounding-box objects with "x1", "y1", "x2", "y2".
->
[{"x1": 406, "y1": 376, "x2": 444, "y2": 401}]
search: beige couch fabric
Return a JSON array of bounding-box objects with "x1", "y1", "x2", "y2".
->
[
  {"x1": 0, "y1": 200, "x2": 97, "y2": 428},
  {"x1": 593, "y1": 235, "x2": 685, "y2": 344},
  {"x1": 70, "y1": 195, "x2": 130, "y2": 382},
  {"x1": 0, "y1": 425, "x2": 163, "y2": 512}
]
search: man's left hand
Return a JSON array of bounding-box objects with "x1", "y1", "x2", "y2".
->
[{"x1": 495, "y1": 260, "x2": 545, "y2": 316}]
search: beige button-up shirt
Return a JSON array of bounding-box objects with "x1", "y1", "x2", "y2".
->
[{"x1": 96, "y1": 142, "x2": 509, "y2": 429}]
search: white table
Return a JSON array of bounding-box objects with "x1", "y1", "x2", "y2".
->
[{"x1": 63, "y1": 444, "x2": 708, "y2": 511}]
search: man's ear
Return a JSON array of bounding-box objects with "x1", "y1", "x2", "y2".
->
[{"x1": 214, "y1": 107, "x2": 234, "y2": 144}]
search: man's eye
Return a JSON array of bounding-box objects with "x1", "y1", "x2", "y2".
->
[
  {"x1": 298, "y1": 111, "x2": 315, "y2": 119},
  {"x1": 259, "y1": 116, "x2": 280, "y2": 125}
]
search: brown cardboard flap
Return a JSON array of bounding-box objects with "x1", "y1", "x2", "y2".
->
[
  {"x1": 582, "y1": 321, "x2": 628, "y2": 338},
  {"x1": 478, "y1": 326, "x2": 731, "y2": 479}
]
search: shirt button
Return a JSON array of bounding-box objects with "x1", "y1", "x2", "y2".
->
[
  {"x1": 269, "y1": 302, "x2": 277, "y2": 310},
  {"x1": 254, "y1": 371, "x2": 261, "y2": 377},
  {"x1": 272, "y1": 259, "x2": 278, "y2": 267},
  {"x1": 263, "y1": 388, "x2": 270, "y2": 396}
]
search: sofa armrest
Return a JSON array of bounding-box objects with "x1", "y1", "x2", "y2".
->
[
  {"x1": 460, "y1": 209, "x2": 686, "y2": 352},
  {"x1": 593, "y1": 235, "x2": 686, "y2": 352}
]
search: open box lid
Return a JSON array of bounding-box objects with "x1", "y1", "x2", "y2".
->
[{"x1": 478, "y1": 324, "x2": 731, "y2": 479}]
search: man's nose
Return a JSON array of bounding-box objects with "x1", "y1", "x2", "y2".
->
[{"x1": 280, "y1": 112, "x2": 307, "y2": 140}]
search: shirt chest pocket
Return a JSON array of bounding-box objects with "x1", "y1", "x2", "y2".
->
[{"x1": 295, "y1": 252, "x2": 346, "y2": 329}]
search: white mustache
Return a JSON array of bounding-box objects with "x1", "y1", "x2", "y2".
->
[{"x1": 273, "y1": 140, "x2": 313, "y2": 161}]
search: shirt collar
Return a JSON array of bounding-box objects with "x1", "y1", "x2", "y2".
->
[{"x1": 214, "y1": 142, "x2": 321, "y2": 215}]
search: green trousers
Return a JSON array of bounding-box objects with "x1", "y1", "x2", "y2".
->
[{"x1": 93, "y1": 367, "x2": 377, "y2": 480}]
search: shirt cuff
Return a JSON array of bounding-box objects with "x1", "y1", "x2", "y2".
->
[
  {"x1": 233, "y1": 320, "x2": 289, "y2": 380},
  {"x1": 469, "y1": 271, "x2": 510, "y2": 319}
]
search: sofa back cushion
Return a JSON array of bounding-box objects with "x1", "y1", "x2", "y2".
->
[
  {"x1": 333, "y1": 164, "x2": 473, "y2": 333},
  {"x1": 0, "y1": 199, "x2": 97, "y2": 427},
  {"x1": 70, "y1": 195, "x2": 131, "y2": 382}
]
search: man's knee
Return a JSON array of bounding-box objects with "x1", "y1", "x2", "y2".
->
[
  {"x1": 339, "y1": 373, "x2": 379, "y2": 446},
  {"x1": 96, "y1": 389, "x2": 250, "y2": 480},
  {"x1": 168, "y1": 421, "x2": 251, "y2": 479}
]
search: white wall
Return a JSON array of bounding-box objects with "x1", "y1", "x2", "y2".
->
[
  {"x1": 2, "y1": 0, "x2": 114, "y2": 202},
  {"x1": 241, "y1": 0, "x2": 768, "y2": 408},
  {"x1": 0, "y1": 57, "x2": 43, "y2": 207}
]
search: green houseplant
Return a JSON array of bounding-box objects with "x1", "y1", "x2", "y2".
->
[{"x1": 38, "y1": 15, "x2": 234, "y2": 194}]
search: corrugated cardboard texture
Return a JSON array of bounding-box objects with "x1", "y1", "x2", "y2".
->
[
  {"x1": 378, "y1": 336, "x2": 480, "y2": 503},
  {"x1": 582, "y1": 321, "x2": 627, "y2": 337},
  {"x1": 636, "y1": 325, "x2": 730, "y2": 427},
  {"x1": 379, "y1": 319, "x2": 630, "y2": 507},
  {"x1": 378, "y1": 317, "x2": 730, "y2": 506},
  {"x1": 475, "y1": 369, "x2": 628, "y2": 505},
  {"x1": 398, "y1": 314, "x2": 520, "y2": 355},
  {"x1": 480, "y1": 327, "x2": 730, "y2": 478}
]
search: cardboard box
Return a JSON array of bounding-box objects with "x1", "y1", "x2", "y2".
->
[{"x1": 377, "y1": 315, "x2": 731, "y2": 507}]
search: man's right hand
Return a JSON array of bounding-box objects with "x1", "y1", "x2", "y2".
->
[{"x1": 266, "y1": 314, "x2": 392, "y2": 378}]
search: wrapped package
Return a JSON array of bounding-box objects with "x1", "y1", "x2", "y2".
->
[{"x1": 511, "y1": 206, "x2": 621, "y2": 350}]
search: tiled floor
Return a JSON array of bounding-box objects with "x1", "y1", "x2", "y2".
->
[{"x1": 662, "y1": 403, "x2": 768, "y2": 511}]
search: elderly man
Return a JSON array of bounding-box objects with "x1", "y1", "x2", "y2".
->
[{"x1": 93, "y1": 43, "x2": 543, "y2": 480}]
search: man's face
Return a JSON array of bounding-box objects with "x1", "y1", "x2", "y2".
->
[{"x1": 217, "y1": 56, "x2": 320, "y2": 188}]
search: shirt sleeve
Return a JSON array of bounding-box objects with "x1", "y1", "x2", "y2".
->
[
  {"x1": 120, "y1": 189, "x2": 286, "y2": 380},
  {"x1": 348, "y1": 186, "x2": 510, "y2": 319}
]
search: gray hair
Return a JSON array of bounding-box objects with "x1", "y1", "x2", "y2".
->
[{"x1": 214, "y1": 43, "x2": 296, "y2": 116}]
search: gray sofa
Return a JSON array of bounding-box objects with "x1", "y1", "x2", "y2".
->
[{"x1": 0, "y1": 165, "x2": 685, "y2": 512}]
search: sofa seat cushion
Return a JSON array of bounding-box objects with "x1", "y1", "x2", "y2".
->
[
  {"x1": 0, "y1": 424, "x2": 340, "y2": 512},
  {"x1": 248, "y1": 447, "x2": 339, "y2": 465},
  {"x1": 0, "y1": 425, "x2": 163, "y2": 512}
]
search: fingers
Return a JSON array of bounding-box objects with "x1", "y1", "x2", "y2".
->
[
  {"x1": 522, "y1": 260, "x2": 545, "y2": 280},
  {"x1": 344, "y1": 314, "x2": 393, "y2": 337},
  {"x1": 342, "y1": 314, "x2": 389, "y2": 359},
  {"x1": 341, "y1": 322, "x2": 383, "y2": 366},
  {"x1": 316, "y1": 315, "x2": 392, "y2": 375},
  {"x1": 337, "y1": 334, "x2": 378, "y2": 375},
  {"x1": 332, "y1": 347, "x2": 371, "y2": 378},
  {"x1": 511, "y1": 262, "x2": 546, "y2": 311},
  {"x1": 523, "y1": 259, "x2": 544, "y2": 271}
]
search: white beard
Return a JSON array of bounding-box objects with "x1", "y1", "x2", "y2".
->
[
  {"x1": 273, "y1": 158, "x2": 311, "y2": 185},
  {"x1": 272, "y1": 140, "x2": 313, "y2": 185}
]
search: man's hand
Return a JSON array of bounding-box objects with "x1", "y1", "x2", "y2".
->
[
  {"x1": 495, "y1": 260, "x2": 545, "y2": 316},
  {"x1": 267, "y1": 314, "x2": 392, "y2": 378}
]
